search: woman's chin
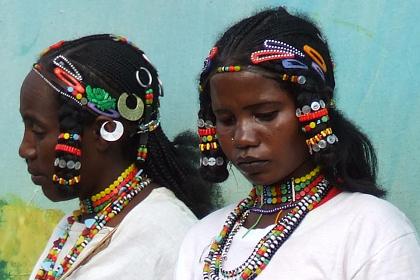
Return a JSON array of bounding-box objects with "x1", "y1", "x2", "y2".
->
[{"x1": 41, "y1": 185, "x2": 78, "y2": 202}]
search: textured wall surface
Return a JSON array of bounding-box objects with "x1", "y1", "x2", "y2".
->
[{"x1": 0, "y1": 0, "x2": 419, "y2": 278}]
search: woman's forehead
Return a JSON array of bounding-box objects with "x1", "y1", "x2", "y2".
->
[{"x1": 20, "y1": 71, "x2": 59, "y2": 121}]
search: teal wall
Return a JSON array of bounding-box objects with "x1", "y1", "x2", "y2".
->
[{"x1": 0, "y1": 0, "x2": 419, "y2": 277}]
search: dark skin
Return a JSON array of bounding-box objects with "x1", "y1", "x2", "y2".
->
[
  {"x1": 210, "y1": 71, "x2": 315, "y2": 229},
  {"x1": 19, "y1": 70, "x2": 157, "y2": 227}
]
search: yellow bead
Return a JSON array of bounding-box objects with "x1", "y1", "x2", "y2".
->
[
  {"x1": 309, "y1": 122, "x2": 316, "y2": 128},
  {"x1": 76, "y1": 93, "x2": 83, "y2": 100},
  {"x1": 64, "y1": 133, "x2": 70, "y2": 139},
  {"x1": 76, "y1": 236, "x2": 85, "y2": 245}
]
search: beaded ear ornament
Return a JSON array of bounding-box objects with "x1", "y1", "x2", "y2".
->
[
  {"x1": 52, "y1": 133, "x2": 82, "y2": 186},
  {"x1": 198, "y1": 118, "x2": 225, "y2": 168},
  {"x1": 296, "y1": 99, "x2": 338, "y2": 154}
]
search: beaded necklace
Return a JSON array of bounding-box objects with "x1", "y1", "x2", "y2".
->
[
  {"x1": 79, "y1": 164, "x2": 137, "y2": 214},
  {"x1": 35, "y1": 165, "x2": 150, "y2": 280},
  {"x1": 254, "y1": 166, "x2": 320, "y2": 205},
  {"x1": 203, "y1": 175, "x2": 330, "y2": 280}
]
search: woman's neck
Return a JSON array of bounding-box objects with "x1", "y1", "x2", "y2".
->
[{"x1": 256, "y1": 165, "x2": 321, "y2": 205}]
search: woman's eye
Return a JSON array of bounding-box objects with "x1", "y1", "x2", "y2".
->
[
  {"x1": 216, "y1": 116, "x2": 235, "y2": 126},
  {"x1": 254, "y1": 111, "x2": 278, "y2": 122},
  {"x1": 32, "y1": 125, "x2": 46, "y2": 138}
]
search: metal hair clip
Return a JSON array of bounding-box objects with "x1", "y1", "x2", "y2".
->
[
  {"x1": 53, "y1": 55, "x2": 83, "y2": 81},
  {"x1": 137, "y1": 119, "x2": 160, "y2": 134},
  {"x1": 264, "y1": 40, "x2": 305, "y2": 58}
]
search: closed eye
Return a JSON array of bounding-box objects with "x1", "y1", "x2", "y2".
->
[
  {"x1": 254, "y1": 111, "x2": 278, "y2": 122},
  {"x1": 216, "y1": 115, "x2": 235, "y2": 127}
]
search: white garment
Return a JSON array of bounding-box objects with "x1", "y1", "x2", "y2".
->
[
  {"x1": 30, "y1": 187, "x2": 197, "y2": 280},
  {"x1": 175, "y1": 192, "x2": 420, "y2": 280}
]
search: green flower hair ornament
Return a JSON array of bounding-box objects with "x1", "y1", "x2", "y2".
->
[{"x1": 86, "y1": 85, "x2": 116, "y2": 111}]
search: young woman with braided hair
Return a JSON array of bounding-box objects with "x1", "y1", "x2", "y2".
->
[
  {"x1": 175, "y1": 7, "x2": 420, "y2": 280},
  {"x1": 19, "y1": 34, "x2": 215, "y2": 279}
]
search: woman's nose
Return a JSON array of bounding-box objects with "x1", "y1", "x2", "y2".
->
[
  {"x1": 233, "y1": 120, "x2": 259, "y2": 149},
  {"x1": 19, "y1": 131, "x2": 36, "y2": 160}
]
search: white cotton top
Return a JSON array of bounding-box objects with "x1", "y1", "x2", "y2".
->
[
  {"x1": 175, "y1": 192, "x2": 420, "y2": 280},
  {"x1": 30, "y1": 187, "x2": 197, "y2": 280}
]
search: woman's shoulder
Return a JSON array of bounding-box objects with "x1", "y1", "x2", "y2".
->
[
  {"x1": 113, "y1": 187, "x2": 198, "y2": 241},
  {"x1": 132, "y1": 187, "x2": 196, "y2": 219},
  {"x1": 328, "y1": 191, "x2": 417, "y2": 237}
]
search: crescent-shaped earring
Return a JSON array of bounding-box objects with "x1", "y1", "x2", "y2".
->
[
  {"x1": 100, "y1": 120, "x2": 124, "y2": 142},
  {"x1": 117, "y1": 93, "x2": 144, "y2": 121}
]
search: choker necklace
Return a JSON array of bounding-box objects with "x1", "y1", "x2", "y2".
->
[
  {"x1": 203, "y1": 174, "x2": 330, "y2": 280},
  {"x1": 35, "y1": 164, "x2": 150, "y2": 280},
  {"x1": 79, "y1": 164, "x2": 137, "y2": 215},
  {"x1": 255, "y1": 166, "x2": 320, "y2": 205}
]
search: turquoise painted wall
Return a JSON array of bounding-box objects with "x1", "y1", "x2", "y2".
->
[{"x1": 1, "y1": 0, "x2": 419, "y2": 278}]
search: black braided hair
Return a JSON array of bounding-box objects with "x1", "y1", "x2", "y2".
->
[
  {"x1": 198, "y1": 7, "x2": 385, "y2": 197},
  {"x1": 36, "y1": 34, "x2": 218, "y2": 217}
]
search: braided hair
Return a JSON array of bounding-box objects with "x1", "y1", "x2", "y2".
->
[
  {"x1": 198, "y1": 7, "x2": 385, "y2": 197},
  {"x1": 35, "y1": 34, "x2": 217, "y2": 218}
]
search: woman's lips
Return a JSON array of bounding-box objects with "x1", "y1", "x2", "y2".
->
[
  {"x1": 28, "y1": 168, "x2": 45, "y2": 185},
  {"x1": 236, "y1": 160, "x2": 269, "y2": 174},
  {"x1": 31, "y1": 174, "x2": 45, "y2": 185}
]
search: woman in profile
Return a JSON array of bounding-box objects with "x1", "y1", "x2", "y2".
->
[{"x1": 19, "y1": 34, "x2": 214, "y2": 279}]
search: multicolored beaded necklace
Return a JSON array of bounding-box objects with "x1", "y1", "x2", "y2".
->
[
  {"x1": 203, "y1": 174, "x2": 331, "y2": 280},
  {"x1": 35, "y1": 164, "x2": 150, "y2": 280},
  {"x1": 254, "y1": 165, "x2": 320, "y2": 206},
  {"x1": 79, "y1": 164, "x2": 137, "y2": 214}
]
